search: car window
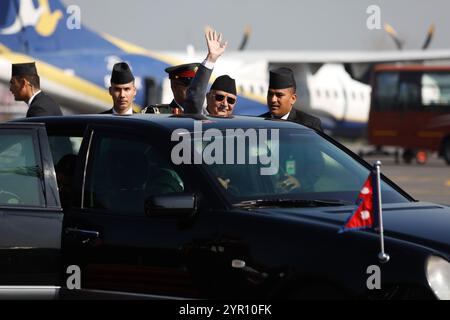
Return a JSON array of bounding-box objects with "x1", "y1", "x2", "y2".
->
[
  {"x1": 48, "y1": 135, "x2": 83, "y2": 165},
  {"x1": 0, "y1": 131, "x2": 45, "y2": 207},
  {"x1": 201, "y1": 129, "x2": 409, "y2": 204},
  {"x1": 84, "y1": 133, "x2": 186, "y2": 216}
]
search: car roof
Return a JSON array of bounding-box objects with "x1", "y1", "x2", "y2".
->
[{"x1": 13, "y1": 114, "x2": 313, "y2": 133}]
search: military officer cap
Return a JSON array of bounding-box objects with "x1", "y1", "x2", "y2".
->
[
  {"x1": 12, "y1": 62, "x2": 38, "y2": 77},
  {"x1": 210, "y1": 75, "x2": 237, "y2": 95},
  {"x1": 165, "y1": 63, "x2": 200, "y2": 86},
  {"x1": 111, "y1": 62, "x2": 135, "y2": 85},
  {"x1": 269, "y1": 67, "x2": 296, "y2": 91}
]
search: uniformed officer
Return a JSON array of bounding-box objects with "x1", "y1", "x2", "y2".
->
[
  {"x1": 9, "y1": 62, "x2": 63, "y2": 117},
  {"x1": 101, "y1": 62, "x2": 138, "y2": 115},
  {"x1": 142, "y1": 62, "x2": 200, "y2": 114}
]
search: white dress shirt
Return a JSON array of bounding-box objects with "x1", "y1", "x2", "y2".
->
[{"x1": 112, "y1": 106, "x2": 133, "y2": 115}]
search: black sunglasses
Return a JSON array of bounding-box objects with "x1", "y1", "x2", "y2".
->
[{"x1": 213, "y1": 94, "x2": 236, "y2": 105}]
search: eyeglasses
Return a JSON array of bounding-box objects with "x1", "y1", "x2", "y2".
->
[{"x1": 213, "y1": 94, "x2": 236, "y2": 105}]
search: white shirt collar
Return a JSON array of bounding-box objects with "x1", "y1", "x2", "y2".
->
[
  {"x1": 272, "y1": 110, "x2": 291, "y2": 120},
  {"x1": 27, "y1": 90, "x2": 42, "y2": 106},
  {"x1": 281, "y1": 111, "x2": 291, "y2": 120},
  {"x1": 112, "y1": 106, "x2": 133, "y2": 115}
]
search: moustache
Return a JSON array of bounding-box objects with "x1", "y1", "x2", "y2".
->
[{"x1": 218, "y1": 104, "x2": 227, "y2": 111}]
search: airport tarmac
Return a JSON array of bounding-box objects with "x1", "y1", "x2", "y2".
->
[{"x1": 342, "y1": 140, "x2": 450, "y2": 206}]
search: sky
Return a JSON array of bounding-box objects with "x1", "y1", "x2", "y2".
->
[{"x1": 62, "y1": 0, "x2": 450, "y2": 52}]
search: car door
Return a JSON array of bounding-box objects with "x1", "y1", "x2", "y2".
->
[
  {"x1": 62, "y1": 124, "x2": 220, "y2": 298},
  {"x1": 0, "y1": 123, "x2": 62, "y2": 297}
]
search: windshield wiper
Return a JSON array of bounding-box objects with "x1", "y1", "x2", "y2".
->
[{"x1": 234, "y1": 198, "x2": 352, "y2": 208}]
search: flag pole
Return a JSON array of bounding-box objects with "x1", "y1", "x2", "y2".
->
[{"x1": 375, "y1": 161, "x2": 390, "y2": 263}]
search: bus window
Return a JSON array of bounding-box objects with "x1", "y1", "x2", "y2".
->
[
  {"x1": 421, "y1": 73, "x2": 450, "y2": 107},
  {"x1": 374, "y1": 72, "x2": 399, "y2": 111},
  {"x1": 398, "y1": 81, "x2": 420, "y2": 110}
]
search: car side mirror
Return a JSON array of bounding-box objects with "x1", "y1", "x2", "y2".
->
[{"x1": 144, "y1": 193, "x2": 197, "y2": 218}]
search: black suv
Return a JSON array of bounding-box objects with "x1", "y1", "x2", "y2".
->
[{"x1": 0, "y1": 114, "x2": 449, "y2": 299}]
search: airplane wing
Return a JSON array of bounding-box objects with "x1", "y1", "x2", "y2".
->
[
  {"x1": 159, "y1": 49, "x2": 450, "y2": 64},
  {"x1": 223, "y1": 49, "x2": 450, "y2": 63}
]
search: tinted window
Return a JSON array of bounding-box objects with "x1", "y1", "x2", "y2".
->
[
  {"x1": 374, "y1": 71, "x2": 450, "y2": 111},
  {"x1": 84, "y1": 134, "x2": 185, "y2": 216},
  {"x1": 0, "y1": 131, "x2": 44, "y2": 206},
  {"x1": 201, "y1": 129, "x2": 409, "y2": 205},
  {"x1": 48, "y1": 135, "x2": 83, "y2": 165},
  {"x1": 374, "y1": 72, "x2": 399, "y2": 111},
  {"x1": 374, "y1": 72, "x2": 422, "y2": 111}
]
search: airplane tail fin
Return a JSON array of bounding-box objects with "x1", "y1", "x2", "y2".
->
[{"x1": 0, "y1": 0, "x2": 118, "y2": 53}]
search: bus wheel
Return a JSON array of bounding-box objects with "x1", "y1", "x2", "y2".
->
[
  {"x1": 402, "y1": 149, "x2": 414, "y2": 164},
  {"x1": 416, "y1": 150, "x2": 427, "y2": 164},
  {"x1": 443, "y1": 140, "x2": 450, "y2": 165}
]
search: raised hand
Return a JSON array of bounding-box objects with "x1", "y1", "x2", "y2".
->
[{"x1": 204, "y1": 26, "x2": 228, "y2": 63}]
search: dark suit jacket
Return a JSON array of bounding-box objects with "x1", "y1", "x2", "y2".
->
[
  {"x1": 261, "y1": 108, "x2": 323, "y2": 132},
  {"x1": 182, "y1": 64, "x2": 322, "y2": 133},
  {"x1": 183, "y1": 64, "x2": 213, "y2": 114},
  {"x1": 26, "y1": 91, "x2": 63, "y2": 118}
]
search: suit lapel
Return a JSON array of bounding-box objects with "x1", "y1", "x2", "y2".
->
[
  {"x1": 29, "y1": 91, "x2": 43, "y2": 107},
  {"x1": 287, "y1": 108, "x2": 298, "y2": 121}
]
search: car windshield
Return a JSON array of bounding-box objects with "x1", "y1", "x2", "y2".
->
[{"x1": 191, "y1": 128, "x2": 410, "y2": 205}]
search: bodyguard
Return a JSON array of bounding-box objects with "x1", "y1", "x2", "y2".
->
[
  {"x1": 102, "y1": 62, "x2": 138, "y2": 115},
  {"x1": 9, "y1": 62, "x2": 62, "y2": 117},
  {"x1": 263, "y1": 67, "x2": 323, "y2": 131}
]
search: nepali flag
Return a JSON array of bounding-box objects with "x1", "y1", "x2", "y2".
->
[{"x1": 339, "y1": 172, "x2": 378, "y2": 233}]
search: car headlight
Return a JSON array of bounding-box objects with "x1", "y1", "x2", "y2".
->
[{"x1": 426, "y1": 255, "x2": 450, "y2": 300}]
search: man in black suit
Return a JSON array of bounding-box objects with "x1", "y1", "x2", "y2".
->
[
  {"x1": 9, "y1": 62, "x2": 62, "y2": 117},
  {"x1": 182, "y1": 27, "x2": 237, "y2": 117},
  {"x1": 101, "y1": 62, "x2": 138, "y2": 115},
  {"x1": 263, "y1": 67, "x2": 323, "y2": 132}
]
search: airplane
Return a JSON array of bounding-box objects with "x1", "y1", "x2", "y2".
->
[
  {"x1": 158, "y1": 23, "x2": 450, "y2": 138},
  {"x1": 0, "y1": 0, "x2": 268, "y2": 118},
  {"x1": 2, "y1": 0, "x2": 450, "y2": 138}
]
